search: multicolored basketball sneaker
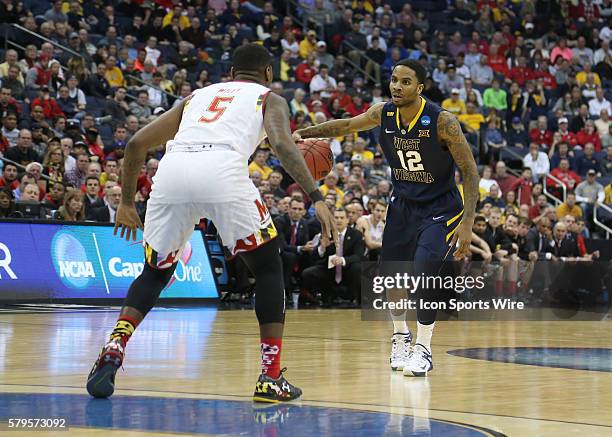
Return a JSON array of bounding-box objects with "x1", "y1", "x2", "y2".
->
[
  {"x1": 86, "y1": 339, "x2": 124, "y2": 398},
  {"x1": 253, "y1": 368, "x2": 302, "y2": 403}
]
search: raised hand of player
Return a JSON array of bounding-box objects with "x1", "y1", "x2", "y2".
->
[
  {"x1": 314, "y1": 201, "x2": 338, "y2": 246},
  {"x1": 451, "y1": 219, "x2": 474, "y2": 260},
  {"x1": 292, "y1": 131, "x2": 302, "y2": 142},
  {"x1": 113, "y1": 203, "x2": 144, "y2": 242}
]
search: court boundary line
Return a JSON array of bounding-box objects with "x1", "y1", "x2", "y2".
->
[{"x1": 1, "y1": 382, "x2": 611, "y2": 430}]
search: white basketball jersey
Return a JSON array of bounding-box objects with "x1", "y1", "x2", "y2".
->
[{"x1": 167, "y1": 81, "x2": 270, "y2": 160}]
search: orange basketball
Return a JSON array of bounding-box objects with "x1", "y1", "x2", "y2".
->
[{"x1": 298, "y1": 138, "x2": 333, "y2": 181}]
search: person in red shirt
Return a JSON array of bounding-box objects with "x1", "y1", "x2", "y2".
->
[
  {"x1": 494, "y1": 160, "x2": 519, "y2": 196},
  {"x1": 344, "y1": 94, "x2": 370, "y2": 117},
  {"x1": 529, "y1": 116, "x2": 553, "y2": 148},
  {"x1": 508, "y1": 56, "x2": 534, "y2": 86},
  {"x1": 575, "y1": 120, "x2": 602, "y2": 152},
  {"x1": 83, "y1": 127, "x2": 105, "y2": 162},
  {"x1": 136, "y1": 158, "x2": 159, "y2": 200},
  {"x1": 534, "y1": 60, "x2": 557, "y2": 90},
  {"x1": 329, "y1": 81, "x2": 352, "y2": 110},
  {"x1": 528, "y1": 194, "x2": 549, "y2": 221},
  {"x1": 470, "y1": 31, "x2": 489, "y2": 55},
  {"x1": 488, "y1": 44, "x2": 509, "y2": 78},
  {"x1": 295, "y1": 54, "x2": 317, "y2": 85},
  {"x1": 575, "y1": 0, "x2": 601, "y2": 21},
  {"x1": 30, "y1": 86, "x2": 64, "y2": 120},
  {"x1": 32, "y1": 53, "x2": 52, "y2": 88},
  {"x1": 0, "y1": 162, "x2": 19, "y2": 190},
  {"x1": 511, "y1": 167, "x2": 534, "y2": 206},
  {"x1": 556, "y1": 117, "x2": 578, "y2": 147},
  {"x1": 549, "y1": 158, "x2": 581, "y2": 193}
]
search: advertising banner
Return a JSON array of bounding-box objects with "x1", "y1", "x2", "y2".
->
[{"x1": 0, "y1": 222, "x2": 218, "y2": 299}]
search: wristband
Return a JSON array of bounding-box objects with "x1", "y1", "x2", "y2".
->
[{"x1": 309, "y1": 189, "x2": 323, "y2": 203}]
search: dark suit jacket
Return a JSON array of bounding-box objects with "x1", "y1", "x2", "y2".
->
[
  {"x1": 87, "y1": 205, "x2": 112, "y2": 222},
  {"x1": 525, "y1": 228, "x2": 554, "y2": 259},
  {"x1": 314, "y1": 227, "x2": 364, "y2": 267},
  {"x1": 274, "y1": 214, "x2": 310, "y2": 253},
  {"x1": 552, "y1": 236, "x2": 580, "y2": 258},
  {"x1": 84, "y1": 196, "x2": 104, "y2": 214}
]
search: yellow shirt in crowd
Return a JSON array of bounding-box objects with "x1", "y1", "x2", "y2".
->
[
  {"x1": 319, "y1": 184, "x2": 345, "y2": 207},
  {"x1": 248, "y1": 161, "x2": 273, "y2": 180},
  {"x1": 556, "y1": 203, "x2": 583, "y2": 219},
  {"x1": 105, "y1": 67, "x2": 125, "y2": 88},
  {"x1": 442, "y1": 98, "x2": 466, "y2": 116},
  {"x1": 458, "y1": 113, "x2": 485, "y2": 131}
]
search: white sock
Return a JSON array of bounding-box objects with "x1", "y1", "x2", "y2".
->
[
  {"x1": 415, "y1": 322, "x2": 435, "y2": 351},
  {"x1": 391, "y1": 311, "x2": 409, "y2": 334}
]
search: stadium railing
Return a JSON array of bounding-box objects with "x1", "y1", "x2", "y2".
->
[
  {"x1": 1, "y1": 156, "x2": 54, "y2": 183},
  {"x1": 594, "y1": 203, "x2": 612, "y2": 239},
  {"x1": 543, "y1": 173, "x2": 566, "y2": 206},
  {"x1": 5, "y1": 23, "x2": 176, "y2": 106}
]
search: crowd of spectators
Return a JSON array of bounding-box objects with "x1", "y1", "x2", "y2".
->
[{"x1": 0, "y1": 0, "x2": 610, "y2": 304}]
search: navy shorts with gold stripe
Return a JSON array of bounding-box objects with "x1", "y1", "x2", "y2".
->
[{"x1": 381, "y1": 187, "x2": 464, "y2": 264}]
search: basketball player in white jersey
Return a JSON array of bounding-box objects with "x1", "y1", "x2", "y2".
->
[{"x1": 86, "y1": 44, "x2": 336, "y2": 403}]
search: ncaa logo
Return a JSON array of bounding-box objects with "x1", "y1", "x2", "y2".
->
[
  {"x1": 420, "y1": 116, "x2": 431, "y2": 126},
  {"x1": 51, "y1": 232, "x2": 95, "y2": 288}
]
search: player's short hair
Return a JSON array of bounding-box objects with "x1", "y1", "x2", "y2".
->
[
  {"x1": 393, "y1": 59, "x2": 427, "y2": 85},
  {"x1": 232, "y1": 43, "x2": 272, "y2": 74}
]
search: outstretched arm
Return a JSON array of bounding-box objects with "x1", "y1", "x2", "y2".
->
[
  {"x1": 437, "y1": 111, "x2": 480, "y2": 258},
  {"x1": 264, "y1": 93, "x2": 337, "y2": 241},
  {"x1": 296, "y1": 101, "x2": 385, "y2": 139}
]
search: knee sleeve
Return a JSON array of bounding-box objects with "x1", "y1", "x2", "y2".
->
[
  {"x1": 239, "y1": 239, "x2": 285, "y2": 325},
  {"x1": 124, "y1": 262, "x2": 176, "y2": 316}
]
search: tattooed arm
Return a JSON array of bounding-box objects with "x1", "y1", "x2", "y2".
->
[
  {"x1": 114, "y1": 99, "x2": 186, "y2": 241},
  {"x1": 437, "y1": 111, "x2": 480, "y2": 259},
  {"x1": 295, "y1": 101, "x2": 385, "y2": 139},
  {"x1": 264, "y1": 93, "x2": 337, "y2": 241}
]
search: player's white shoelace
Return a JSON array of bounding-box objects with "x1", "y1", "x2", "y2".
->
[
  {"x1": 405, "y1": 344, "x2": 432, "y2": 374},
  {"x1": 391, "y1": 334, "x2": 411, "y2": 368}
]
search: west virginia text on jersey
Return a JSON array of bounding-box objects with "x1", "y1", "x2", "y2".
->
[{"x1": 379, "y1": 98, "x2": 456, "y2": 202}]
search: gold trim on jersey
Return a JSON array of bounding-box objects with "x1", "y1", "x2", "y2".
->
[
  {"x1": 396, "y1": 96, "x2": 426, "y2": 133},
  {"x1": 446, "y1": 221, "x2": 461, "y2": 242},
  {"x1": 446, "y1": 209, "x2": 464, "y2": 227},
  {"x1": 256, "y1": 93, "x2": 265, "y2": 111}
]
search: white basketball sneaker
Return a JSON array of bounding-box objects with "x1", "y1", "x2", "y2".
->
[
  {"x1": 403, "y1": 343, "x2": 433, "y2": 377},
  {"x1": 390, "y1": 332, "x2": 412, "y2": 371}
]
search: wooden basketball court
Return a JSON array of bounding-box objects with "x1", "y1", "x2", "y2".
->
[{"x1": 0, "y1": 307, "x2": 611, "y2": 436}]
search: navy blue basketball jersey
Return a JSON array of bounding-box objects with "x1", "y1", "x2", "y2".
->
[{"x1": 379, "y1": 97, "x2": 457, "y2": 202}]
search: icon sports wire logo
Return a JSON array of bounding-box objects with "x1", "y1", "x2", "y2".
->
[{"x1": 0, "y1": 242, "x2": 18, "y2": 279}]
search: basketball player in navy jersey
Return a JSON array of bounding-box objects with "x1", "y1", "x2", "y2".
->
[{"x1": 295, "y1": 59, "x2": 479, "y2": 376}]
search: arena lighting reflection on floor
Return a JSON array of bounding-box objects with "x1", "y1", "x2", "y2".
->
[
  {"x1": 447, "y1": 348, "x2": 612, "y2": 372},
  {"x1": 0, "y1": 393, "x2": 503, "y2": 436}
]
